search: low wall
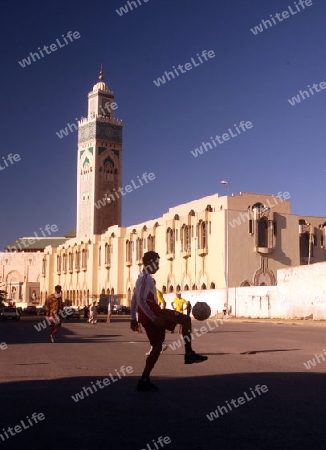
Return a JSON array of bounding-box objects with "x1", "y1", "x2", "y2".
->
[
  {"x1": 164, "y1": 288, "x2": 278, "y2": 319},
  {"x1": 277, "y1": 262, "x2": 326, "y2": 320},
  {"x1": 164, "y1": 262, "x2": 326, "y2": 320}
]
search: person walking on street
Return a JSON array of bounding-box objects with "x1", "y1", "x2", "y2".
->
[{"x1": 44, "y1": 285, "x2": 64, "y2": 343}]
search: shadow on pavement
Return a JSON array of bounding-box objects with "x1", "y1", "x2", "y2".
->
[
  {"x1": 240, "y1": 349, "x2": 301, "y2": 355},
  {"x1": 0, "y1": 371, "x2": 325, "y2": 450}
]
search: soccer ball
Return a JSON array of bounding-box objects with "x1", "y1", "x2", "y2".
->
[{"x1": 192, "y1": 302, "x2": 211, "y2": 321}]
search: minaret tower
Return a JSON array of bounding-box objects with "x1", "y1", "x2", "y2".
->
[{"x1": 77, "y1": 68, "x2": 123, "y2": 237}]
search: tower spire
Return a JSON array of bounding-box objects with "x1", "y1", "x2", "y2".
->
[{"x1": 99, "y1": 65, "x2": 104, "y2": 81}]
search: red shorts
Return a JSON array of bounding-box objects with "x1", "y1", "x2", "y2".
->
[
  {"x1": 138, "y1": 302, "x2": 176, "y2": 330},
  {"x1": 143, "y1": 316, "x2": 178, "y2": 345},
  {"x1": 144, "y1": 322, "x2": 166, "y2": 346},
  {"x1": 137, "y1": 301, "x2": 161, "y2": 326}
]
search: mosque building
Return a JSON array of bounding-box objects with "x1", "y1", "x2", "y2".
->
[{"x1": 2, "y1": 71, "x2": 326, "y2": 308}]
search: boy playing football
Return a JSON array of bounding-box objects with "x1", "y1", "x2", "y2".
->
[{"x1": 130, "y1": 251, "x2": 207, "y2": 392}]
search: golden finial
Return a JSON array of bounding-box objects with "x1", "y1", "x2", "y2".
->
[{"x1": 99, "y1": 65, "x2": 104, "y2": 81}]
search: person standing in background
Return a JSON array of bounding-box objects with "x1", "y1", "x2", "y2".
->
[
  {"x1": 107, "y1": 302, "x2": 111, "y2": 323},
  {"x1": 89, "y1": 301, "x2": 98, "y2": 324},
  {"x1": 171, "y1": 293, "x2": 188, "y2": 333},
  {"x1": 83, "y1": 304, "x2": 89, "y2": 321}
]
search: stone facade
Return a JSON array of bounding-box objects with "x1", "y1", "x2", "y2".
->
[
  {"x1": 0, "y1": 251, "x2": 42, "y2": 305},
  {"x1": 41, "y1": 191, "x2": 326, "y2": 306}
]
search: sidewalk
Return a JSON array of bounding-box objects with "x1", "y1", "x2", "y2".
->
[{"x1": 217, "y1": 315, "x2": 326, "y2": 326}]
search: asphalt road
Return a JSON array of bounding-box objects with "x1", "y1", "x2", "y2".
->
[{"x1": 0, "y1": 316, "x2": 325, "y2": 450}]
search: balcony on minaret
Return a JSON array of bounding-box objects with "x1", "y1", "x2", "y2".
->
[
  {"x1": 96, "y1": 115, "x2": 123, "y2": 126},
  {"x1": 78, "y1": 115, "x2": 123, "y2": 126}
]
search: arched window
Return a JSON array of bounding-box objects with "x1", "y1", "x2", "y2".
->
[
  {"x1": 105, "y1": 243, "x2": 111, "y2": 265},
  {"x1": 147, "y1": 234, "x2": 155, "y2": 252},
  {"x1": 176, "y1": 285, "x2": 181, "y2": 292},
  {"x1": 181, "y1": 225, "x2": 191, "y2": 251},
  {"x1": 198, "y1": 221, "x2": 207, "y2": 249},
  {"x1": 201, "y1": 283, "x2": 207, "y2": 290},
  {"x1": 98, "y1": 246, "x2": 101, "y2": 266},
  {"x1": 169, "y1": 285, "x2": 174, "y2": 293},
  {"x1": 162, "y1": 285, "x2": 167, "y2": 294},
  {"x1": 57, "y1": 255, "x2": 61, "y2": 272},
  {"x1": 126, "y1": 240, "x2": 132, "y2": 262},
  {"x1": 252, "y1": 202, "x2": 264, "y2": 212},
  {"x1": 75, "y1": 251, "x2": 80, "y2": 270},
  {"x1": 184, "y1": 284, "x2": 189, "y2": 291},
  {"x1": 166, "y1": 228, "x2": 175, "y2": 254},
  {"x1": 210, "y1": 282, "x2": 215, "y2": 289},
  {"x1": 300, "y1": 232, "x2": 313, "y2": 258},
  {"x1": 82, "y1": 249, "x2": 87, "y2": 269},
  {"x1": 69, "y1": 253, "x2": 73, "y2": 271},
  {"x1": 136, "y1": 238, "x2": 143, "y2": 261},
  {"x1": 258, "y1": 218, "x2": 268, "y2": 247},
  {"x1": 42, "y1": 258, "x2": 46, "y2": 276}
]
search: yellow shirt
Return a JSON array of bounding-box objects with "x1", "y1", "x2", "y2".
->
[
  {"x1": 156, "y1": 290, "x2": 166, "y2": 308},
  {"x1": 172, "y1": 297, "x2": 187, "y2": 313}
]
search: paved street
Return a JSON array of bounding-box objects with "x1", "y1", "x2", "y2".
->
[{"x1": 0, "y1": 316, "x2": 325, "y2": 450}]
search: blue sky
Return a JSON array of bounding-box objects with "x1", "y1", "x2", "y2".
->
[{"x1": 0, "y1": 0, "x2": 325, "y2": 249}]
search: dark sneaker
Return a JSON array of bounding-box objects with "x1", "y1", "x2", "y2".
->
[
  {"x1": 136, "y1": 378, "x2": 159, "y2": 392},
  {"x1": 185, "y1": 351, "x2": 208, "y2": 364}
]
